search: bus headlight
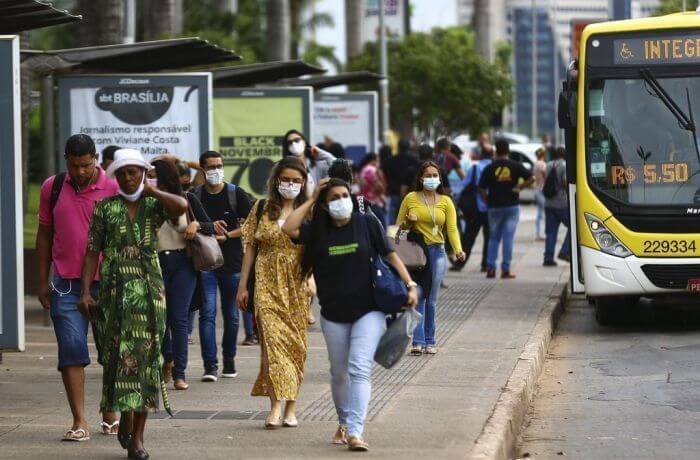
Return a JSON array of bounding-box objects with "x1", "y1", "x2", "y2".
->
[{"x1": 584, "y1": 213, "x2": 632, "y2": 258}]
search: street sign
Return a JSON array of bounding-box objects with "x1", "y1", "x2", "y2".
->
[
  {"x1": 0, "y1": 36, "x2": 25, "y2": 351},
  {"x1": 58, "y1": 73, "x2": 212, "y2": 164},
  {"x1": 313, "y1": 92, "x2": 379, "y2": 165},
  {"x1": 213, "y1": 87, "x2": 313, "y2": 198}
]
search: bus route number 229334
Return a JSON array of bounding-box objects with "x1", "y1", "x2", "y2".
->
[{"x1": 643, "y1": 239, "x2": 697, "y2": 254}]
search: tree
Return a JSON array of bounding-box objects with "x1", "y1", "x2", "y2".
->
[
  {"x1": 75, "y1": 0, "x2": 124, "y2": 46},
  {"x1": 655, "y1": 0, "x2": 698, "y2": 14},
  {"x1": 143, "y1": 0, "x2": 181, "y2": 39},
  {"x1": 267, "y1": 0, "x2": 291, "y2": 60},
  {"x1": 348, "y1": 27, "x2": 512, "y2": 137},
  {"x1": 345, "y1": 0, "x2": 363, "y2": 59}
]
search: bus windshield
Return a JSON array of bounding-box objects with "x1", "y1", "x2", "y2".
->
[{"x1": 587, "y1": 76, "x2": 700, "y2": 206}]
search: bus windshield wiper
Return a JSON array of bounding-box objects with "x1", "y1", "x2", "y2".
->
[{"x1": 640, "y1": 68, "x2": 700, "y2": 164}]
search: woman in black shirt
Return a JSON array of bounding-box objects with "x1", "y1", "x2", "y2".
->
[{"x1": 283, "y1": 178, "x2": 417, "y2": 452}]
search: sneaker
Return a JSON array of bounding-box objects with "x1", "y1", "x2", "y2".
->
[
  {"x1": 480, "y1": 266, "x2": 488, "y2": 273},
  {"x1": 486, "y1": 269, "x2": 496, "y2": 279},
  {"x1": 543, "y1": 260, "x2": 558, "y2": 267},
  {"x1": 558, "y1": 253, "x2": 571, "y2": 263},
  {"x1": 501, "y1": 271, "x2": 516, "y2": 279},
  {"x1": 222, "y1": 359, "x2": 238, "y2": 378},
  {"x1": 201, "y1": 366, "x2": 218, "y2": 382},
  {"x1": 242, "y1": 335, "x2": 258, "y2": 346}
]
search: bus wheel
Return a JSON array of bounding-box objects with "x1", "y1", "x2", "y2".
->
[{"x1": 594, "y1": 297, "x2": 622, "y2": 325}]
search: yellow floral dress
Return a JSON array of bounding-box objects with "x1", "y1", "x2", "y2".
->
[{"x1": 242, "y1": 201, "x2": 308, "y2": 401}]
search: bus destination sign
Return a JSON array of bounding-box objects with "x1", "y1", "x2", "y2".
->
[{"x1": 614, "y1": 35, "x2": 700, "y2": 65}]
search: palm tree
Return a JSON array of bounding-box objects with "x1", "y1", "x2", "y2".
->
[
  {"x1": 144, "y1": 0, "x2": 181, "y2": 39},
  {"x1": 267, "y1": 0, "x2": 291, "y2": 61},
  {"x1": 345, "y1": 0, "x2": 362, "y2": 59},
  {"x1": 76, "y1": 0, "x2": 124, "y2": 46}
]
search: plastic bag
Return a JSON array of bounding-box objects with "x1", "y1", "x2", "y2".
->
[{"x1": 374, "y1": 308, "x2": 423, "y2": 369}]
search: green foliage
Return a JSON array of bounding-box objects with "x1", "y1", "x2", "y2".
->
[
  {"x1": 302, "y1": 42, "x2": 342, "y2": 72},
  {"x1": 655, "y1": 0, "x2": 698, "y2": 15},
  {"x1": 348, "y1": 26, "x2": 513, "y2": 137},
  {"x1": 183, "y1": 0, "x2": 267, "y2": 62}
]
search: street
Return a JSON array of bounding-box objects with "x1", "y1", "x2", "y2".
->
[{"x1": 518, "y1": 294, "x2": 700, "y2": 459}]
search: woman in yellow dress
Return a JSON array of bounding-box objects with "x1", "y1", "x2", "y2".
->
[{"x1": 237, "y1": 157, "x2": 309, "y2": 429}]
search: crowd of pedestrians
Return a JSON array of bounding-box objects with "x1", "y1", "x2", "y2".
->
[{"x1": 39, "y1": 130, "x2": 569, "y2": 457}]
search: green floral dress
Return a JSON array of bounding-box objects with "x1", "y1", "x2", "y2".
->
[{"x1": 88, "y1": 196, "x2": 172, "y2": 414}]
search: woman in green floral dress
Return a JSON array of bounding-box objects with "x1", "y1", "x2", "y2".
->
[{"x1": 79, "y1": 149, "x2": 187, "y2": 460}]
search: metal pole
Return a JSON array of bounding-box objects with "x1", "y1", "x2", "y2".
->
[
  {"x1": 124, "y1": 0, "x2": 136, "y2": 44},
  {"x1": 40, "y1": 75, "x2": 55, "y2": 176},
  {"x1": 531, "y1": 0, "x2": 538, "y2": 140},
  {"x1": 552, "y1": 0, "x2": 558, "y2": 146},
  {"x1": 379, "y1": 0, "x2": 390, "y2": 145},
  {"x1": 683, "y1": 0, "x2": 687, "y2": 12}
]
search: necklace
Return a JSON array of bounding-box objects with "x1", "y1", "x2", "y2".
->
[{"x1": 421, "y1": 191, "x2": 440, "y2": 237}]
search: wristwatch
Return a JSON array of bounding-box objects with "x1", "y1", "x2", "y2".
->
[{"x1": 406, "y1": 281, "x2": 418, "y2": 289}]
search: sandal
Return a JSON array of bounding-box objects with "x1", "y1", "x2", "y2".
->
[
  {"x1": 265, "y1": 414, "x2": 282, "y2": 430},
  {"x1": 332, "y1": 424, "x2": 348, "y2": 445},
  {"x1": 409, "y1": 346, "x2": 423, "y2": 356},
  {"x1": 424, "y1": 346, "x2": 438, "y2": 355},
  {"x1": 347, "y1": 436, "x2": 370, "y2": 452},
  {"x1": 100, "y1": 420, "x2": 119, "y2": 435},
  {"x1": 62, "y1": 428, "x2": 90, "y2": 442}
]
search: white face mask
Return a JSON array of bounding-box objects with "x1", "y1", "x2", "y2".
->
[
  {"x1": 205, "y1": 168, "x2": 224, "y2": 185},
  {"x1": 289, "y1": 139, "x2": 306, "y2": 156},
  {"x1": 328, "y1": 197, "x2": 353, "y2": 220},
  {"x1": 278, "y1": 182, "x2": 302, "y2": 200},
  {"x1": 422, "y1": 177, "x2": 441, "y2": 191},
  {"x1": 119, "y1": 173, "x2": 145, "y2": 202}
]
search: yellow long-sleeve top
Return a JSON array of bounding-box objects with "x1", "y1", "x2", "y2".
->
[{"x1": 396, "y1": 191, "x2": 463, "y2": 252}]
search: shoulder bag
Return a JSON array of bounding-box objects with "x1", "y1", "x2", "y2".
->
[
  {"x1": 393, "y1": 229, "x2": 427, "y2": 271},
  {"x1": 185, "y1": 200, "x2": 224, "y2": 272},
  {"x1": 360, "y1": 214, "x2": 409, "y2": 315}
]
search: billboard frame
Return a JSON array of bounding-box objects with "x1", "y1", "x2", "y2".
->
[{"x1": 0, "y1": 36, "x2": 25, "y2": 351}]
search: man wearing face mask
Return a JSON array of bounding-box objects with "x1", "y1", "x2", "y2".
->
[
  {"x1": 191, "y1": 151, "x2": 254, "y2": 382},
  {"x1": 36, "y1": 134, "x2": 120, "y2": 441}
]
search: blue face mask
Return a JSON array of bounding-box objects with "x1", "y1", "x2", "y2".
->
[{"x1": 422, "y1": 177, "x2": 441, "y2": 191}]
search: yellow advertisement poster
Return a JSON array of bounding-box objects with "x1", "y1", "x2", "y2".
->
[{"x1": 213, "y1": 88, "x2": 313, "y2": 197}]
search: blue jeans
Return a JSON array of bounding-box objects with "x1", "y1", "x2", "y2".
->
[
  {"x1": 388, "y1": 195, "x2": 402, "y2": 225},
  {"x1": 413, "y1": 245, "x2": 447, "y2": 346},
  {"x1": 535, "y1": 190, "x2": 545, "y2": 239},
  {"x1": 487, "y1": 206, "x2": 520, "y2": 272},
  {"x1": 50, "y1": 276, "x2": 98, "y2": 370},
  {"x1": 321, "y1": 311, "x2": 386, "y2": 438},
  {"x1": 159, "y1": 250, "x2": 197, "y2": 380},
  {"x1": 544, "y1": 207, "x2": 571, "y2": 262},
  {"x1": 200, "y1": 269, "x2": 241, "y2": 368}
]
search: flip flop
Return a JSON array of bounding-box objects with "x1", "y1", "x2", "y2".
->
[
  {"x1": 62, "y1": 428, "x2": 90, "y2": 442},
  {"x1": 100, "y1": 420, "x2": 119, "y2": 435}
]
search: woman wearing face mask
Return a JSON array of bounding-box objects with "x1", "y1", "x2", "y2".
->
[
  {"x1": 149, "y1": 158, "x2": 214, "y2": 391},
  {"x1": 397, "y1": 161, "x2": 465, "y2": 356},
  {"x1": 282, "y1": 178, "x2": 418, "y2": 452},
  {"x1": 236, "y1": 156, "x2": 310, "y2": 429},
  {"x1": 78, "y1": 149, "x2": 188, "y2": 460},
  {"x1": 282, "y1": 129, "x2": 335, "y2": 190}
]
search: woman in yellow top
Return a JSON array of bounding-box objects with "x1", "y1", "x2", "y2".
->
[{"x1": 397, "y1": 161, "x2": 465, "y2": 355}]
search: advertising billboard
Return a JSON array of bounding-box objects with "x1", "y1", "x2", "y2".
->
[
  {"x1": 0, "y1": 36, "x2": 24, "y2": 351},
  {"x1": 361, "y1": 0, "x2": 406, "y2": 45},
  {"x1": 58, "y1": 73, "x2": 212, "y2": 163},
  {"x1": 313, "y1": 92, "x2": 378, "y2": 164},
  {"x1": 213, "y1": 87, "x2": 313, "y2": 197}
]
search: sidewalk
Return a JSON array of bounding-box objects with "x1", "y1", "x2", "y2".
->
[{"x1": 0, "y1": 205, "x2": 568, "y2": 459}]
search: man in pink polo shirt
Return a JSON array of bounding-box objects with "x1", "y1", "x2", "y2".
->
[{"x1": 36, "y1": 134, "x2": 120, "y2": 442}]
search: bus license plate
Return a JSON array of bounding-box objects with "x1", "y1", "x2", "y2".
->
[{"x1": 688, "y1": 279, "x2": 700, "y2": 293}]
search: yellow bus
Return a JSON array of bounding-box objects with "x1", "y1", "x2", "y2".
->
[{"x1": 559, "y1": 12, "x2": 700, "y2": 324}]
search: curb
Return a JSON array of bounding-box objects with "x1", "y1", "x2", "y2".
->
[{"x1": 470, "y1": 272, "x2": 570, "y2": 460}]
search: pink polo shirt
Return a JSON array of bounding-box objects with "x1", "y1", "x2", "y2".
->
[{"x1": 38, "y1": 168, "x2": 119, "y2": 280}]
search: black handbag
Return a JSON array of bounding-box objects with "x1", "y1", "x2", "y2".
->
[{"x1": 457, "y1": 164, "x2": 479, "y2": 219}]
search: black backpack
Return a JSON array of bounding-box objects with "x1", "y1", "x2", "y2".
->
[
  {"x1": 457, "y1": 165, "x2": 479, "y2": 219},
  {"x1": 542, "y1": 163, "x2": 560, "y2": 199}
]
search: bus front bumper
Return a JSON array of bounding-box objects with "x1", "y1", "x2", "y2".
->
[{"x1": 581, "y1": 246, "x2": 700, "y2": 296}]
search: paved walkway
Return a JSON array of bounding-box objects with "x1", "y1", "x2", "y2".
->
[{"x1": 0, "y1": 205, "x2": 568, "y2": 459}]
